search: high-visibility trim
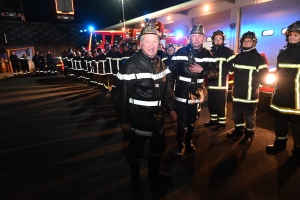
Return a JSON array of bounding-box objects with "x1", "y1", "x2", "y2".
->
[
  {"x1": 211, "y1": 114, "x2": 218, "y2": 117},
  {"x1": 276, "y1": 136, "x2": 288, "y2": 140},
  {"x1": 121, "y1": 57, "x2": 130, "y2": 60},
  {"x1": 270, "y1": 104, "x2": 300, "y2": 115},
  {"x1": 227, "y1": 55, "x2": 236, "y2": 62},
  {"x1": 235, "y1": 123, "x2": 245, "y2": 127},
  {"x1": 234, "y1": 64, "x2": 257, "y2": 70},
  {"x1": 162, "y1": 58, "x2": 167, "y2": 62},
  {"x1": 229, "y1": 71, "x2": 234, "y2": 75},
  {"x1": 215, "y1": 57, "x2": 226, "y2": 62},
  {"x1": 172, "y1": 56, "x2": 188, "y2": 61},
  {"x1": 278, "y1": 63, "x2": 300, "y2": 68},
  {"x1": 258, "y1": 64, "x2": 268, "y2": 70},
  {"x1": 117, "y1": 69, "x2": 170, "y2": 81},
  {"x1": 246, "y1": 128, "x2": 255, "y2": 131},
  {"x1": 233, "y1": 97, "x2": 259, "y2": 103},
  {"x1": 131, "y1": 128, "x2": 153, "y2": 137},
  {"x1": 210, "y1": 117, "x2": 218, "y2": 121},
  {"x1": 174, "y1": 96, "x2": 202, "y2": 104},
  {"x1": 218, "y1": 121, "x2": 226, "y2": 124},
  {"x1": 129, "y1": 98, "x2": 161, "y2": 106},
  {"x1": 208, "y1": 86, "x2": 227, "y2": 90},
  {"x1": 195, "y1": 57, "x2": 217, "y2": 62},
  {"x1": 218, "y1": 117, "x2": 226, "y2": 120},
  {"x1": 178, "y1": 76, "x2": 204, "y2": 83}
]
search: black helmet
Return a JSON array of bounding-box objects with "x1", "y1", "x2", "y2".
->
[
  {"x1": 211, "y1": 30, "x2": 225, "y2": 45},
  {"x1": 285, "y1": 21, "x2": 300, "y2": 42},
  {"x1": 138, "y1": 24, "x2": 160, "y2": 41},
  {"x1": 240, "y1": 31, "x2": 257, "y2": 48},
  {"x1": 104, "y1": 43, "x2": 111, "y2": 48},
  {"x1": 166, "y1": 43, "x2": 175, "y2": 50},
  {"x1": 121, "y1": 42, "x2": 129, "y2": 48},
  {"x1": 190, "y1": 23, "x2": 205, "y2": 35},
  {"x1": 113, "y1": 43, "x2": 119, "y2": 49}
]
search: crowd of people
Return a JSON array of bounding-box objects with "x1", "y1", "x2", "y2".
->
[
  {"x1": 10, "y1": 20, "x2": 300, "y2": 199},
  {"x1": 9, "y1": 50, "x2": 59, "y2": 77}
]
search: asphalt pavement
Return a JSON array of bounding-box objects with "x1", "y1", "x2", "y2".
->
[{"x1": 0, "y1": 73, "x2": 299, "y2": 200}]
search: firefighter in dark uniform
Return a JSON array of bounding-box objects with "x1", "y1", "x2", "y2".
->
[
  {"x1": 38, "y1": 53, "x2": 46, "y2": 76},
  {"x1": 266, "y1": 21, "x2": 300, "y2": 165},
  {"x1": 205, "y1": 30, "x2": 235, "y2": 131},
  {"x1": 121, "y1": 42, "x2": 134, "y2": 58},
  {"x1": 170, "y1": 23, "x2": 219, "y2": 156},
  {"x1": 32, "y1": 51, "x2": 40, "y2": 75},
  {"x1": 20, "y1": 53, "x2": 30, "y2": 76},
  {"x1": 226, "y1": 31, "x2": 268, "y2": 144},
  {"x1": 114, "y1": 24, "x2": 177, "y2": 198},
  {"x1": 162, "y1": 43, "x2": 176, "y2": 67},
  {"x1": 9, "y1": 51, "x2": 20, "y2": 77},
  {"x1": 46, "y1": 51, "x2": 53, "y2": 75},
  {"x1": 104, "y1": 43, "x2": 114, "y2": 57}
]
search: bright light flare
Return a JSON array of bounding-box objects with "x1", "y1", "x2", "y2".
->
[
  {"x1": 175, "y1": 30, "x2": 183, "y2": 38},
  {"x1": 88, "y1": 26, "x2": 94, "y2": 32},
  {"x1": 266, "y1": 74, "x2": 276, "y2": 84},
  {"x1": 203, "y1": 5, "x2": 209, "y2": 12}
]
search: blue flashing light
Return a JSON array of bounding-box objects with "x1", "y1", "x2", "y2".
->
[
  {"x1": 88, "y1": 26, "x2": 94, "y2": 32},
  {"x1": 80, "y1": 30, "x2": 83, "y2": 33},
  {"x1": 175, "y1": 30, "x2": 183, "y2": 38}
]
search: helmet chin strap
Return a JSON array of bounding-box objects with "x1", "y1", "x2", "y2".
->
[{"x1": 241, "y1": 46, "x2": 255, "y2": 52}]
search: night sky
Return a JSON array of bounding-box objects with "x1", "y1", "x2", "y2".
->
[{"x1": 21, "y1": 0, "x2": 191, "y2": 29}]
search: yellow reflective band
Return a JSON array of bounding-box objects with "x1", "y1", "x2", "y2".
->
[
  {"x1": 234, "y1": 64, "x2": 257, "y2": 70},
  {"x1": 278, "y1": 63, "x2": 300, "y2": 68},
  {"x1": 218, "y1": 117, "x2": 226, "y2": 120},
  {"x1": 258, "y1": 64, "x2": 268, "y2": 70},
  {"x1": 270, "y1": 104, "x2": 300, "y2": 115},
  {"x1": 233, "y1": 97, "x2": 259, "y2": 103},
  {"x1": 296, "y1": 69, "x2": 300, "y2": 109},
  {"x1": 227, "y1": 55, "x2": 236, "y2": 62},
  {"x1": 207, "y1": 86, "x2": 227, "y2": 90},
  {"x1": 211, "y1": 114, "x2": 218, "y2": 117},
  {"x1": 235, "y1": 124, "x2": 245, "y2": 127},
  {"x1": 117, "y1": 69, "x2": 170, "y2": 81},
  {"x1": 162, "y1": 58, "x2": 167, "y2": 61},
  {"x1": 246, "y1": 128, "x2": 255, "y2": 131},
  {"x1": 248, "y1": 70, "x2": 253, "y2": 100},
  {"x1": 215, "y1": 57, "x2": 227, "y2": 61}
]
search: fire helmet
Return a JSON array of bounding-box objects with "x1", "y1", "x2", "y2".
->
[
  {"x1": 138, "y1": 24, "x2": 160, "y2": 41},
  {"x1": 166, "y1": 43, "x2": 175, "y2": 50},
  {"x1": 240, "y1": 31, "x2": 257, "y2": 48},
  {"x1": 285, "y1": 20, "x2": 300, "y2": 42},
  {"x1": 190, "y1": 23, "x2": 205, "y2": 35},
  {"x1": 211, "y1": 30, "x2": 226, "y2": 45}
]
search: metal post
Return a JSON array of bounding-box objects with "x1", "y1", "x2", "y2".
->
[{"x1": 121, "y1": 0, "x2": 126, "y2": 30}]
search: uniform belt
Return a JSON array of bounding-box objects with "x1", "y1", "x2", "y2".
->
[
  {"x1": 129, "y1": 98, "x2": 161, "y2": 106},
  {"x1": 131, "y1": 128, "x2": 153, "y2": 137},
  {"x1": 175, "y1": 96, "x2": 201, "y2": 104},
  {"x1": 179, "y1": 76, "x2": 204, "y2": 83}
]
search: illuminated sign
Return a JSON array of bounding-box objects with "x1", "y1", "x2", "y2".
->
[{"x1": 55, "y1": 0, "x2": 74, "y2": 15}]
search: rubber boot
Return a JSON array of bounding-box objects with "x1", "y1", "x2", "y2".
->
[
  {"x1": 241, "y1": 130, "x2": 254, "y2": 144},
  {"x1": 226, "y1": 128, "x2": 244, "y2": 138},
  {"x1": 128, "y1": 159, "x2": 144, "y2": 200},
  {"x1": 286, "y1": 147, "x2": 300, "y2": 165},
  {"x1": 266, "y1": 139, "x2": 287, "y2": 154},
  {"x1": 185, "y1": 124, "x2": 196, "y2": 153}
]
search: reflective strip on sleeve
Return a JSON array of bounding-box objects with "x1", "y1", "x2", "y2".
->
[
  {"x1": 117, "y1": 69, "x2": 170, "y2": 81},
  {"x1": 179, "y1": 76, "x2": 204, "y2": 83},
  {"x1": 131, "y1": 128, "x2": 153, "y2": 137}
]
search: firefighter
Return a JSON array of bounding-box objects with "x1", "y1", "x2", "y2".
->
[
  {"x1": 121, "y1": 42, "x2": 134, "y2": 58},
  {"x1": 20, "y1": 53, "x2": 30, "y2": 76},
  {"x1": 46, "y1": 51, "x2": 53, "y2": 75},
  {"x1": 170, "y1": 23, "x2": 219, "y2": 156},
  {"x1": 226, "y1": 31, "x2": 268, "y2": 144},
  {"x1": 266, "y1": 21, "x2": 300, "y2": 164},
  {"x1": 95, "y1": 48, "x2": 107, "y2": 92},
  {"x1": 114, "y1": 24, "x2": 177, "y2": 198},
  {"x1": 162, "y1": 43, "x2": 176, "y2": 67},
  {"x1": 32, "y1": 51, "x2": 40, "y2": 76},
  {"x1": 104, "y1": 43, "x2": 114, "y2": 57},
  {"x1": 205, "y1": 30, "x2": 235, "y2": 131},
  {"x1": 9, "y1": 51, "x2": 20, "y2": 77},
  {"x1": 38, "y1": 53, "x2": 46, "y2": 76}
]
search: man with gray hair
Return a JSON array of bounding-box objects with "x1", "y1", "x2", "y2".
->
[{"x1": 114, "y1": 24, "x2": 177, "y2": 198}]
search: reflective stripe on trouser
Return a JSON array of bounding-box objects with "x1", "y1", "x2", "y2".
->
[
  {"x1": 274, "y1": 111, "x2": 300, "y2": 148},
  {"x1": 127, "y1": 128, "x2": 166, "y2": 161},
  {"x1": 207, "y1": 89, "x2": 227, "y2": 124},
  {"x1": 233, "y1": 102, "x2": 257, "y2": 132}
]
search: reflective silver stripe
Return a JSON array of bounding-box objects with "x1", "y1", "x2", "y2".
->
[
  {"x1": 121, "y1": 57, "x2": 130, "y2": 60},
  {"x1": 195, "y1": 57, "x2": 217, "y2": 62},
  {"x1": 131, "y1": 128, "x2": 153, "y2": 137},
  {"x1": 208, "y1": 86, "x2": 227, "y2": 90},
  {"x1": 162, "y1": 58, "x2": 167, "y2": 62},
  {"x1": 117, "y1": 69, "x2": 170, "y2": 81},
  {"x1": 276, "y1": 136, "x2": 288, "y2": 140},
  {"x1": 174, "y1": 96, "x2": 202, "y2": 104},
  {"x1": 235, "y1": 123, "x2": 245, "y2": 127},
  {"x1": 172, "y1": 56, "x2": 188, "y2": 61},
  {"x1": 246, "y1": 128, "x2": 255, "y2": 131},
  {"x1": 129, "y1": 98, "x2": 161, "y2": 106},
  {"x1": 179, "y1": 76, "x2": 204, "y2": 83},
  {"x1": 234, "y1": 64, "x2": 257, "y2": 70}
]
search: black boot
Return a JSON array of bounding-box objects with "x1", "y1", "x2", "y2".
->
[
  {"x1": 226, "y1": 128, "x2": 244, "y2": 138},
  {"x1": 215, "y1": 124, "x2": 226, "y2": 131},
  {"x1": 241, "y1": 131, "x2": 254, "y2": 144},
  {"x1": 148, "y1": 156, "x2": 173, "y2": 199},
  {"x1": 128, "y1": 159, "x2": 144, "y2": 200},
  {"x1": 266, "y1": 139, "x2": 287, "y2": 154},
  {"x1": 204, "y1": 120, "x2": 218, "y2": 127},
  {"x1": 286, "y1": 147, "x2": 300, "y2": 165}
]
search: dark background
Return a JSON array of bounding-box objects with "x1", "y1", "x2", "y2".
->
[{"x1": 18, "y1": 0, "x2": 191, "y2": 29}]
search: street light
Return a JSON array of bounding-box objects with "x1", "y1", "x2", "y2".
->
[{"x1": 121, "y1": 0, "x2": 125, "y2": 30}]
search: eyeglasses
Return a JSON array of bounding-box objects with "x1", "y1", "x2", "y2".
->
[{"x1": 243, "y1": 40, "x2": 253, "y2": 44}]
